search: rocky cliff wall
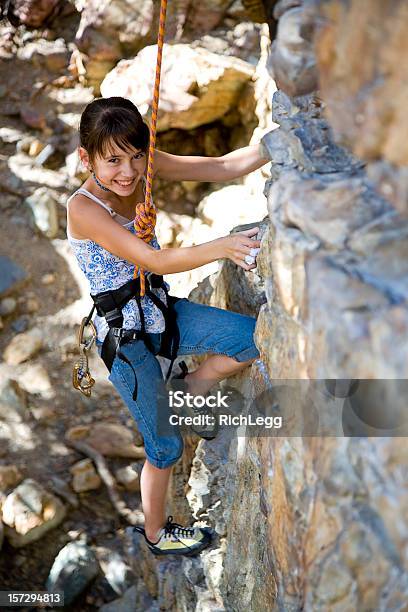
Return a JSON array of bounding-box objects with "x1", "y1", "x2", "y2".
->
[{"x1": 126, "y1": 1, "x2": 408, "y2": 610}]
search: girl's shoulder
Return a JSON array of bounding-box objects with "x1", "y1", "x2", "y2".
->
[{"x1": 67, "y1": 188, "x2": 115, "y2": 241}]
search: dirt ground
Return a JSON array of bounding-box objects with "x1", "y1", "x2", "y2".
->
[{"x1": 0, "y1": 188, "x2": 149, "y2": 608}]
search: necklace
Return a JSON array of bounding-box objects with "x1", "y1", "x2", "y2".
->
[{"x1": 92, "y1": 172, "x2": 111, "y2": 192}]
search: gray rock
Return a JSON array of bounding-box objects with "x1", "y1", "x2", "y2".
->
[
  {"x1": 272, "y1": 170, "x2": 390, "y2": 249},
  {"x1": 0, "y1": 378, "x2": 27, "y2": 423},
  {"x1": 0, "y1": 377, "x2": 34, "y2": 453},
  {"x1": 46, "y1": 541, "x2": 99, "y2": 606},
  {"x1": 268, "y1": 5, "x2": 318, "y2": 96},
  {"x1": 0, "y1": 297, "x2": 17, "y2": 316},
  {"x1": 25, "y1": 187, "x2": 59, "y2": 239},
  {"x1": 11, "y1": 316, "x2": 29, "y2": 333},
  {"x1": 99, "y1": 585, "x2": 138, "y2": 612},
  {"x1": 0, "y1": 255, "x2": 27, "y2": 298},
  {"x1": 263, "y1": 97, "x2": 363, "y2": 176},
  {"x1": 97, "y1": 548, "x2": 135, "y2": 595}
]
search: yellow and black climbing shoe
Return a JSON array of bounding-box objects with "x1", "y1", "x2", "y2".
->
[{"x1": 134, "y1": 516, "x2": 212, "y2": 556}]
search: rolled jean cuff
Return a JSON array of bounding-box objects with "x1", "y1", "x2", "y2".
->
[
  {"x1": 231, "y1": 344, "x2": 260, "y2": 362},
  {"x1": 146, "y1": 451, "x2": 183, "y2": 470}
]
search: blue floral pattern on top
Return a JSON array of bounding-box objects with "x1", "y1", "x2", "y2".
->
[{"x1": 66, "y1": 187, "x2": 169, "y2": 343}]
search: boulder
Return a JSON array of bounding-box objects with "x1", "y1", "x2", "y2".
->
[
  {"x1": 115, "y1": 465, "x2": 140, "y2": 492},
  {"x1": 20, "y1": 107, "x2": 47, "y2": 131},
  {"x1": 0, "y1": 378, "x2": 34, "y2": 452},
  {"x1": 17, "y1": 363, "x2": 53, "y2": 397},
  {"x1": 97, "y1": 547, "x2": 135, "y2": 596},
  {"x1": 17, "y1": 38, "x2": 69, "y2": 72},
  {"x1": 2, "y1": 479, "x2": 66, "y2": 548},
  {"x1": 65, "y1": 423, "x2": 145, "y2": 459},
  {"x1": 191, "y1": 22, "x2": 263, "y2": 66},
  {"x1": 46, "y1": 541, "x2": 99, "y2": 606},
  {"x1": 3, "y1": 328, "x2": 43, "y2": 366},
  {"x1": 25, "y1": 187, "x2": 59, "y2": 239},
  {"x1": 0, "y1": 297, "x2": 17, "y2": 316},
  {"x1": 101, "y1": 43, "x2": 254, "y2": 131},
  {"x1": 70, "y1": 459, "x2": 102, "y2": 493}
]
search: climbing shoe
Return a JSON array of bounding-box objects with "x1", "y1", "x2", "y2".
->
[{"x1": 134, "y1": 516, "x2": 212, "y2": 556}]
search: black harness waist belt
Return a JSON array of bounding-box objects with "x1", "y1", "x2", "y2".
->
[{"x1": 89, "y1": 274, "x2": 180, "y2": 401}]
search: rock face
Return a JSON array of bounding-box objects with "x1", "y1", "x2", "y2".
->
[
  {"x1": 269, "y1": 2, "x2": 317, "y2": 96},
  {"x1": 217, "y1": 92, "x2": 407, "y2": 611},
  {"x1": 305, "y1": 0, "x2": 408, "y2": 217},
  {"x1": 123, "y1": 5, "x2": 408, "y2": 610}
]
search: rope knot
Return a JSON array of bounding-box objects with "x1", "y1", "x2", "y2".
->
[{"x1": 134, "y1": 200, "x2": 157, "y2": 295}]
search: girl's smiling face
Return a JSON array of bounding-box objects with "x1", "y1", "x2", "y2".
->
[{"x1": 80, "y1": 140, "x2": 147, "y2": 196}]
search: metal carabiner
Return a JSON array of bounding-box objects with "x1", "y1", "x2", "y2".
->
[
  {"x1": 72, "y1": 317, "x2": 97, "y2": 397},
  {"x1": 77, "y1": 316, "x2": 97, "y2": 351}
]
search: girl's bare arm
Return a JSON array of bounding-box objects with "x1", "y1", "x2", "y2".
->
[
  {"x1": 154, "y1": 144, "x2": 269, "y2": 182},
  {"x1": 68, "y1": 196, "x2": 260, "y2": 275}
]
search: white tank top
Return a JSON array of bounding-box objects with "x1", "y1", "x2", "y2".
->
[{"x1": 66, "y1": 184, "x2": 168, "y2": 342}]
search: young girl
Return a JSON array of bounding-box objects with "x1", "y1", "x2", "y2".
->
[{"x1": 67, "y1": 96, "x2": 269, "y2": 556}]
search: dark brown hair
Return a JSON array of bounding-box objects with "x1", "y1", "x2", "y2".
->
[{"x1": 79, "y1": 97, "x2": 150, "y2": 162}]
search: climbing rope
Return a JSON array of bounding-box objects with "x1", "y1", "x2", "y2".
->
[
  {"x1": 72, "y1": 1, "x2": 168, "y2": 396},
  {"x1": 133, "y1": 0, "x2": 168, "y2": 296}
]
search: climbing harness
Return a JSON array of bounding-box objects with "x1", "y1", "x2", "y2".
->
[
  {"x1": 91, "y1": 272, "x2": 180, "y2": 401},
  {"x1": 71, "y1": 0, "x2": 174, "y2": 398}
]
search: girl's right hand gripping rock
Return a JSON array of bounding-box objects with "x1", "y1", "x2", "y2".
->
[{"x1": 221, "y1": 227, "x2": 261, "y2": 271}]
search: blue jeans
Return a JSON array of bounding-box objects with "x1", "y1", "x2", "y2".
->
[{"x1": 97, "y1": 298, "x2": 259, "y2": 469}]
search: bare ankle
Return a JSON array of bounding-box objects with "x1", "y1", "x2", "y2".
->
[{"x1": 145, "y1": 523, "x2": 164, "y2": 543}]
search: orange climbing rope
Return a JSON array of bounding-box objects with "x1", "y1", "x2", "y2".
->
[{"x1": 133, "y1": 0, "x2": 168, "y2": 296}]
